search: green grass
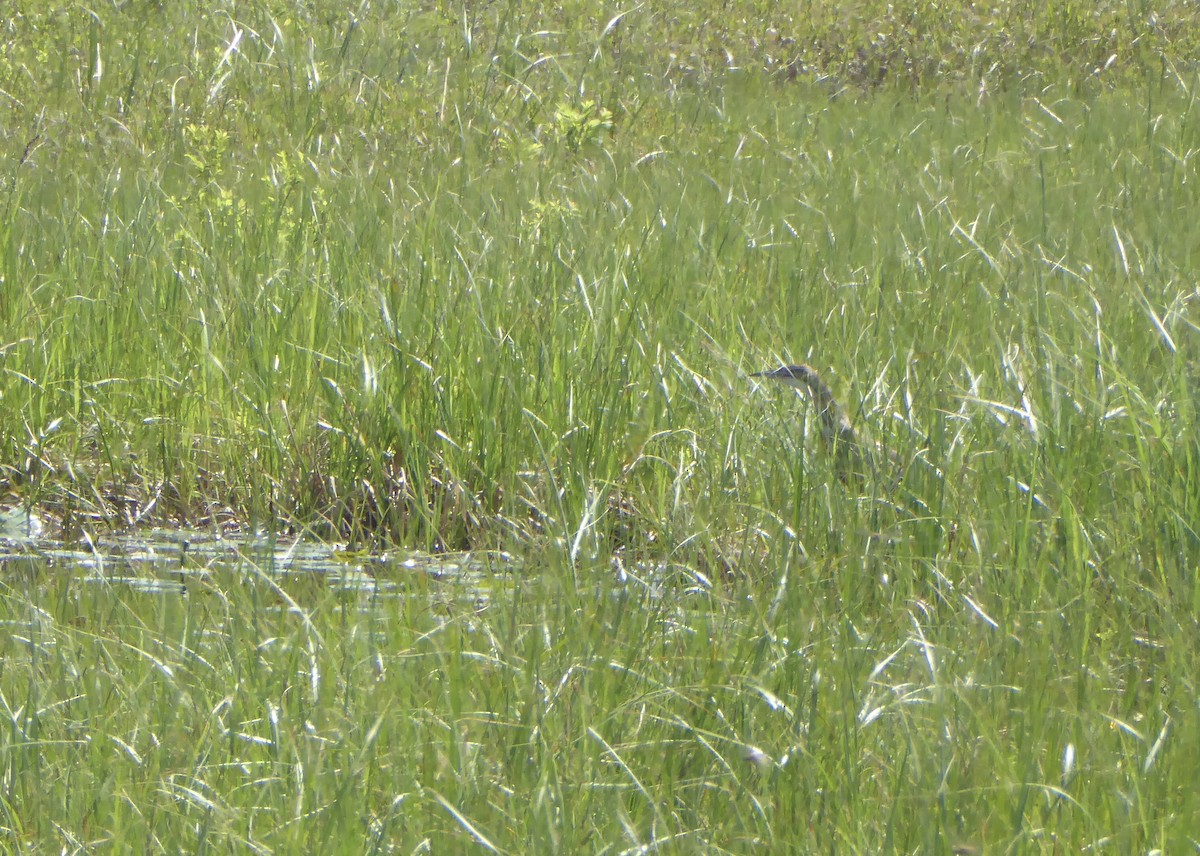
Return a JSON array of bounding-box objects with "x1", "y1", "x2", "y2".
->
[{"x1": 2, "y1": 0, "x2": 1200, "y2": 850}]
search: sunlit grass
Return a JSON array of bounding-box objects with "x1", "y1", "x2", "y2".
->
[{"x1": 1, "y1": 0, "x2": 1199, "y2": 851}]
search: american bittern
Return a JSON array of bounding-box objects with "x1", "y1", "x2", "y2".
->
[
  {"x1": 756, "y1": 364, "x2": 949, "y2": 557},
  {"x1": 752, "y1": 364, "x2": 874, "y2": 481}
]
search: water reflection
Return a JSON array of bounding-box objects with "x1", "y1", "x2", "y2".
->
[
  {"x1": 0, "y1": 507, "x2": 45, "y2": 544},
  {"x1": 0, "y1": 527, "x2": 512, "y2": 603}
]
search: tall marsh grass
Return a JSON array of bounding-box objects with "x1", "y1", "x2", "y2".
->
[{"x1": 1, "y1": 1, "x2": 1199, "y2": 850}]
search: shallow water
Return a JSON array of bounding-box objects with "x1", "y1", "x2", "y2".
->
[{"x1": 0, "y1": 525, "x2": 512, "y2": 603}]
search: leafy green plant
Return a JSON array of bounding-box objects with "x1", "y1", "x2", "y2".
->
[{"x1": 551, "y1": 99, "x2": 614, "y2": 151}]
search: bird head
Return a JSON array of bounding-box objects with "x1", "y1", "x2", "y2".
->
[{"x1": 751, "y1": 364, "x2": 821, "y2": 391}]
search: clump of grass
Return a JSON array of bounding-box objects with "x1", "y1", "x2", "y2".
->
[{"x1": 0, "y1": 1, "x2": 1196, "y2": 547}]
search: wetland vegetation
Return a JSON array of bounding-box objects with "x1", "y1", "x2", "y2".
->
[{"x1": 2, "y1": 0, "x2": 1200, "y2": 850}]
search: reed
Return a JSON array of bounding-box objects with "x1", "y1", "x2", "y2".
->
[{"x1": 0, "y1": 1, "x2": 1198, "y2": 851}]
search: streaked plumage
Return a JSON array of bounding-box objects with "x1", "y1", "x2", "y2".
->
[{"x1": 753, "y1": 364, "x2": 864, "y2": 470}]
